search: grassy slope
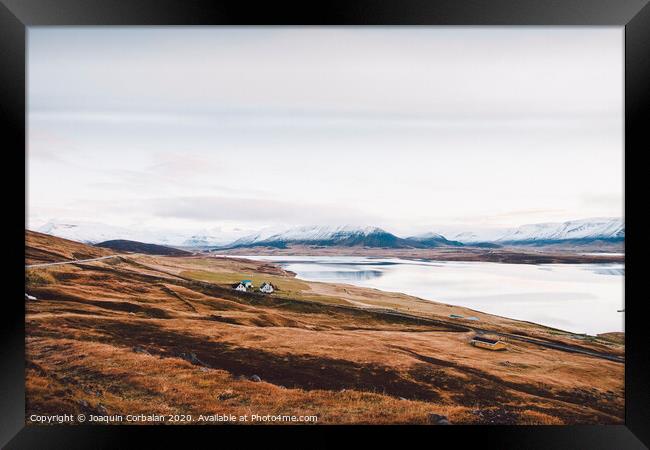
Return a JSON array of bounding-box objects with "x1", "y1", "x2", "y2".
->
[
  {"x1": 26, "y1": 230, "x2": 114, "y2": 264},
  {"x1": 25, "y1": 231, "x2": 624, "y2": 424},
  {"x1": 95, "y1": 239, "x2": 192, "y2": 256}
]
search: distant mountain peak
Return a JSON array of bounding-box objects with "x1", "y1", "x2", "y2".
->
[
  {"x1": 407, "y1": 231, "x2": 464, "y2": 247},
  {"x1": 227, "y1": 225, "x2": 397, "y2": 248},
  {"x1": 453, "y1": 217, "x2": 624, "y2": 244},
  {"x1": 32, "y1": 220, "x2": 228, "y2": 247},
  {"x1": 410, "y1": 231, "x2": 446, "y2": 240}
]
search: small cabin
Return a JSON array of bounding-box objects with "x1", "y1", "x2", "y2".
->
[
  {"x1": 241, "y1": 280, "x2": 253, "y2": 288},
  {"x1": 470, "y1": 336, "x2": 507, "y2": 351},
  {"x1": 259, "y1": 282, "x2": 274, "y2": 294},
  {"x1": 235, "y1": 283, "x2": 247, "y2": 292}
]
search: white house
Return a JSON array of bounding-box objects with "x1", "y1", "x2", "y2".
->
[
  {"x1": 259, "y1": 282, "x2": 274, "y2": 294},
  {"x1": 235, "y1": 283, "x2": 247, "y2": 292}
]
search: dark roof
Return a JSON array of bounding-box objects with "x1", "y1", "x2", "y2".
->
[{"x1": 472, "y1": 336, "x2": 500, "y2": 344}]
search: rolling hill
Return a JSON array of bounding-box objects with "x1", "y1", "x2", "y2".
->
[
  {"x1": 24, "y1": 230, "x2": 625, "y2": 425},
  {"x1": 26, "y1": 230, "x2": 114, "y2": 265},
  {"x1": 95, "y1": 239, "x2": 192, "y2": 256}
]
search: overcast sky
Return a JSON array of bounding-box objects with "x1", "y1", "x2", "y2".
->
[{"x1": 28, "y1": 27, "x2": 623, "y2": 237}]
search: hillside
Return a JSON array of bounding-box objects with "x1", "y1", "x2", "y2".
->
[
  {"x1": 26, "y1": 230, "x2": 114, "y2": 265},
  {"x1": 24, "y1": 231, "x2": 624, "y2": 425},
  {"x1": 96, "y1": 239, "x2": 192, "y2": 256}
]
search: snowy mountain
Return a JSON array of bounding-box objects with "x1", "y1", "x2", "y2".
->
[
  {"x1": 496, "y1": 218, "x2": 624, "y2": 243},
  {"x1": 451, "y1": 230, "x2": 506, "y2": 244},
  {"x1": 33, "y1": 217, "x2": 624, "y2": 250},
  {"x1": 36, "y1": 221, "x2": 169, "y2": 245},
  {"x1": 407, "y1": 232, "x2": 463, "y2": 247},
  {"x1": 33, "y1": 221, "x2": 232, "y2": 247},
  {"x1": 224, "y1": 225, "x2": 448, "y2": 249},
  {"x1": 452, "y1": 218, "x2": 624, "y2": 245},
  {"x1": 230, "y1": 225, "x2": 379, "y2": 244},
  {"x1": 181, "y1": 234, "x2": 228, "y2": 247}
]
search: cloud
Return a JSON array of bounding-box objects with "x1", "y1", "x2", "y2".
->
[
  {"x1": 148, "y1": 195, "x2": 380, "y2": 226},
  {"x1": 581, "y1": 193, "x2": 623, "y2": 209},
  {"x1": 27, "y1": 28, "x2": 623, "y2": 234}
]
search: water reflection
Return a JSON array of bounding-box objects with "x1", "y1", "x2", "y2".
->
[
  {"x1": 289, "y1": 269, "x2": 384, "y2": 281},
  {"x1": 230, "y1": 255, "x2": 625, "y2": 335},
  {"x1": 584, "y1": 267, "x2": 625, "y2": 276}
]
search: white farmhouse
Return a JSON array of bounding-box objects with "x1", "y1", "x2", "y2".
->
[
  {"x1": 235, "y1": 283, "x2": 247, "y2": 292},
  {"x1": 259, "y1": 282, "x2": 274, "y2": 294}
]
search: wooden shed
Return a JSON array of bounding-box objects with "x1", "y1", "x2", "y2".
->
[{"x1": 470, "y1": 336, "x2": 507, "y2": 351}]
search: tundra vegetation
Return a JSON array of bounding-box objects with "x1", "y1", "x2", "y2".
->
[{"x1": 25, "y1": 231, "x2": 624, "y2": 425}]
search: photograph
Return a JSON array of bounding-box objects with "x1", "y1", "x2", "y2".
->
[{"x1": 25, "y1": 26, "x2": 625, "y2": 426}]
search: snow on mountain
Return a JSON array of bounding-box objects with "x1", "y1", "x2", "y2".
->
[
  {"x1": 226, "y1": 225, "x2": 467, "y2": 249},
  {"x1": 453, "y1": 218, "x2": 624, "y2": 244},
  {"x1": 229, "y1": 225, "x2": 388, "y2": 247},
  {"x1": 34, "y1": 221, "x2": 229, "y2": 247},
  {"x1": 34, "y1": 217, "x2": 624, "y2": 249},
  {"x1": 180, "y1": 230, "x2": 249, "y2": 247},
  {"x1": 36, "y1": 221, "x2": 160, "y2": 245},
  {"x1": 409, "y1": 232, "x2": 446, "y2": 240},
  {"x1": 496, "y1": 218, "x2": 623, "y2": 243},
  {"x1": 451, "y1": 230, "x2": 506, "y2": 243},
  {"x1": 180, "y1": 235, "x2": 224, "y2": 247},
  {"x1": 34, "y1": 221, "x2": 397, "y2": 248},
  {"x1": 407, "y1": 232, "x2": 463, "y2": 247}
]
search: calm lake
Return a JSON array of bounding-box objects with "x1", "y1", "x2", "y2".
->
[{"x1": 234, "y1": 255, "x2": 624, "y2": 335}]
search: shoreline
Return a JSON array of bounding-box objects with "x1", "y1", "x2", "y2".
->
[
  {"x1": 212, "y1": 245, "x2": 625, "y2": 265},
  {"x1": 210, "y1": 253, "x2": 624, "y2": 336}
]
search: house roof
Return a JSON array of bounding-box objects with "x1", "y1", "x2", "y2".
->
[{"x1": 472, "y1": 336, "x2": 501, "y2": 345}]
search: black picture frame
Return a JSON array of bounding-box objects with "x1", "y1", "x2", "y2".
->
[{"x1": 2, "y1": 1, "x2": 648, "y2": 448}]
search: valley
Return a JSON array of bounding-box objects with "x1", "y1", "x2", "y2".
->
[{"x1": 25, "y1": 231, "x2": 624, "y2": 425}]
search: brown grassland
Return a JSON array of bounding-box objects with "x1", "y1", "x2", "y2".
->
[{"x1": 25, "y1": 231, "x2": 624, "y2": 425}]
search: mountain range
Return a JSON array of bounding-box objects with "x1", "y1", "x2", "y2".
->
[
  {"x1": 33, "y1": 217, "x2": 624, "y2": 250},
  {"x1": 451, "y1": 217, "x2": 624, "y2": 245},
  {"x1": 225, "y1": 225, "x2": 461, "y2": 249},
  {"x1": 34, "y1": 221, "x2": 231, "y2": 247}
]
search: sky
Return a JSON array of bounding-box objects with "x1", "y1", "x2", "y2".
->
[{"x1": 27, "y1": 27, "x2": 624, "y2": 238}]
